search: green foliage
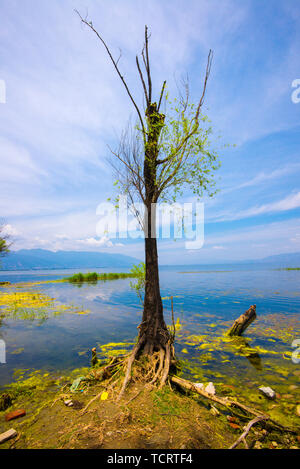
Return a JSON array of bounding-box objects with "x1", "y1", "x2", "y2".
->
[
  {"x1": 67, "y1": 271, "x2": 136, "y2": 283},
  {"x1": 0, "y1": 237, "x2": 9, "y2": 256},
  {"x1": 155, "y1": 97, "x2": 221, "y2": 203},
  {"x1": 129, "y1": 262, "x2": 145, "y2": 303}
]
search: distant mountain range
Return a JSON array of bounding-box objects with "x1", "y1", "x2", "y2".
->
[
  {"x1": 254, "y1": 252, "x2": 300, "y2": 265},
  {"x1": 0, "y1": 249, "x2": 139, "y2": 271},
  {"x1": 1, "y1": 249, "x2": 300, "y2": 271}
]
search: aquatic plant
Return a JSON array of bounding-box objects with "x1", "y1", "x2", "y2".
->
[
  {"x1": 0, "y1": 290, "x2": 89, "y2": 323},
  {"x1": 67, "y1": 271, "x2": 136, "y2": 283}
]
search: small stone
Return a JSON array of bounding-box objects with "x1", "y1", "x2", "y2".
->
[
  {"x1": 64, "y1": 400, "x2": 73, "y2": 407},
  {"x1": 205, "y1": 382, "x2": 216, "y2": 396},
  {"x1": 271, "y1": 441, "x2": 278, "y2": 447},
  {"x1": 282, "y1": 394, "x2": 293, "y2": 399},
  {"x1": 0, "y1": 429, "x2": 17, "y2": 444},
  {"x1": 259, "y1": 386, "x2": 276, "y2": 399},
  {"x1": 5, "y1": 409, "x2": 26, "y2": 421}
]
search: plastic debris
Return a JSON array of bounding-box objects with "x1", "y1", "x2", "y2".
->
[
  {"x1": 101, "y1": 391, "x2": 108, "y2": 401},
  {"x1": 205, "y1": 382, "x2": 216, "y2": 395},
  {"x1": 70, "y1": 376, "x2": 86, "y2": 392}
]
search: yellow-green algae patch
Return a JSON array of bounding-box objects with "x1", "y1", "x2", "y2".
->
[{"x1": 0, "y1": 290, "x2": 90, "y2": 322}]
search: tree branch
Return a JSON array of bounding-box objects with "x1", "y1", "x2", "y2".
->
[
  {"x1": 144, "y1": 26, "x2": 152, "y2": 103},
  {"x1": 136, "y1": 56, "x2": 149, "y2": 105},
  {"x1": 157, "y1": 80, "x2": 166, "y2": 112},
  {"x1": 75, "y1": 9, "x2": 145, "y2": 134}
]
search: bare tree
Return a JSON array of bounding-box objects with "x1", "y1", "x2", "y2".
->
[{"x1": 76, "y1": 11, "x2": 220, "y2": 395}]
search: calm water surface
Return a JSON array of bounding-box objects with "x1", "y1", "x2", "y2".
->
[{"x1": 0, "y1": 265, "x2": 299, "y2": 394}]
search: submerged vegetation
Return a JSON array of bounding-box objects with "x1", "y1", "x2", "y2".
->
[
  {"x1": 0, "y1": 290, "x2": 89, "y2": 323},
  {"x1": 66, "y1": 271, "x2": 136, "y2": 283}
]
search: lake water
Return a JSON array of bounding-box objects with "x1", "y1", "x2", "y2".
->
[{"x1": 0, "y1": 264, "x2": 299, "y2": 412}]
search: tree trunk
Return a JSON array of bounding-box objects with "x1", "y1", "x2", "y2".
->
[
  {"x1": 139, "y1": 219, "x2": 169, "y2": 354},
  {"x1": 138, "y1": 103, "x2": 170, "y2": 355},
  {"x1": 228, "y1": 305, "x2": 257, "y2": 336}
]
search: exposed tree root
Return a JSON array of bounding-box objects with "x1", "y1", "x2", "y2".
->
[
  {"x1": 115, "y1": 336, "x2": 175, "y2": 400},
  {"x1": 117, "y1": 339, "x2": 144, "y2": 402}
]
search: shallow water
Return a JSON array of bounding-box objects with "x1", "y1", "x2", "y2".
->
[{"x1": 0, "y1": 265, "x2": 299, "y2": 410}]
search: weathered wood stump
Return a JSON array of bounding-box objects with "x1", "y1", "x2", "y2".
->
[{"x1": 228, "y1": 305, "x2": 256, "y2": 336}]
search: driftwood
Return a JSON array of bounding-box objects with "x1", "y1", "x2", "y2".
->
[
  {"x1": 229, "y1": 416, "x2": 267, "y2": 449},
  {"x1": 170, "y1": 375, "x2": 298, "y2": 434},
  {"x1": 228, "y1": 305, "x2": 257, "y2": 336}
]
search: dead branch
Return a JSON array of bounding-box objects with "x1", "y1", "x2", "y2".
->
[
  {"x1": 75, "y1": 9, "x2": 145, "y2": 133},
  {"x1": 229, "y1": 416, "x2": 267, "y2": 449},
  {"x1": 170, "y1": 375, "x2": 298, "y2": 434}
]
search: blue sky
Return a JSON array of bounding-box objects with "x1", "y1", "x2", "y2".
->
[{"x1": 0, "y1": 0, "x2": 300, "y2": 264}]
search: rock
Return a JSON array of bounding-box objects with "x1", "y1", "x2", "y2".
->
[
  {"x1": 209, "y1": 405, "x2": 220, "y2": 416},
  {"x1": 0, "y1": 428, "x2": 17, "y2": 444},
  {"x1": 259, "y1": 386, "x2": 276, "y2": 399},
  {"x1": 205, "y1": 382, "x2": 216, "y2": 395},
  {"x1": 64, "y1": 400, "x2": 73, "y2": 407},
  {"x1": 5, "y1": 409, "x2": 26, "y2": 421},
  {"x1": 194, "y1": 383, "x2": 204, "y2": 390},
  {"x1": 271, "y1": 441, "x2": 278, "y2": 447},
  {"x1": 0, "y1": 394, "x2": 12, "y2": 411},
  {"x1": 296, "y1": 405, "x2": 300, "y2": 417}
]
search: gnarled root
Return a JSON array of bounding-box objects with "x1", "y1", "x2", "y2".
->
[{"x1": 117, "y1": 337, "x2": 175, "y2": 401}]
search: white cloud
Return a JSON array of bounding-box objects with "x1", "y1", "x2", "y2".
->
[
  {"x1": 1, "y1": 224, "x2": 19, "y2": 237},
  {"x1": 223, "y1": 163, "x2": 300, "y2": 194},
  {"x1": 78, "y1": 236, "x2": 113, "y2": 248},
  {"x1": 212, "y1": 191, "x2": 300, "y2": 222}
]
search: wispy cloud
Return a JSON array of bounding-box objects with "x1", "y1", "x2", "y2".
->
[{"x1": 211, "y1": 191, "x2": 300, "y2": 222}]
